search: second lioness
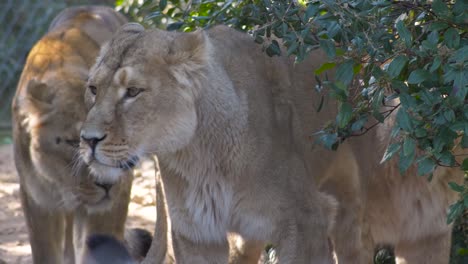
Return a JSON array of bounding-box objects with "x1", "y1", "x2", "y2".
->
[
  {"x1": 79, "y1": 23, "x2": 337, "y2": 263},
  {"x1": 12, "y1": 6, "x2": 134, "y2": 264}
]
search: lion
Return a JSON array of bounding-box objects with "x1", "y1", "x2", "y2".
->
[
  {"x1": 79, "y1": 23, "x2": 337, "y2": 263},
  {"x1": 11, "y1": 6, "x2": 142, "y2": 264},
  {"x1": 312, "y1": 111, "x2": 463, "y2": 264},
  {"x1": 78, "y1": 23, "x2": 463, "y2": 263}
]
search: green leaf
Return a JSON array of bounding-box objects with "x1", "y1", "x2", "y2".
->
[
  {"x1": 427, "y1": 30, "x2": 439, "y2": 45},
  {"x1": 254, "y1": 35, "x2": 264, "y2": 44},
  {"x1": 451, "y1": 46, "x2": 468, "y2": 63},
  {"x1": 337, "y1": 102, "x2": 353, "y2": 128},
  {"x1": 336, "y1": 60, "x2": 355, "y2": 86},
  {"x1": 286, "y1": 41, "x2": 299, "y2": 56},
  {"x1": 399, "y1": 148, "x2": 415, "y2": 174},
  {"x1": 266, "y1": 40, "x2": 281, "y2": 57},
  {"x1": 444, "y1": 28, "x2": 460, "y2": 49},
  {"x1": 319, "y1": 39, "x2": 336, "y2": 58},
  {"x1": 462, "y1": 158, "x2": 468, "y2": 171},
  {"x1": 399, "y1": 93, "x2": 416, "y2": 109},
  {"x1": 429, "y1": 22, "x2": 449, "y2": 31},
  {"x1": 443, "y1": 109, "x2": 455, "y2": 122},
  {"x1": 417, "y1": 157, "x2": 436, "y2": 176},
  {"x1": 319, "y1": 133, "x2": 338, "y2": 150},
  {"x1": 429, "y1": 56, "x2": 442, "y2": 73},
  {"x1": 351, "y1": 116, "x2": 367, "y2": 132},
  {"x1": 353, "y1": 63, "x2": 362, "y2": 75},
  {"x1": 432, "y1": 0, "x2": 451, "y2": 18},
  {"x1": 448, "y1": 182, "x2": 464, "y2": 193},
  {"x1": 408, "y1": 69, "x2": 430, "y2": 84},
  {"x1": 447, "y1": 201, "x2": 464, "y2": 224},
  {"x1": 315, "y1": 62, "x2": 336, "y2": 75},
  {"x1": 415, "y1": 128, "x2": 428, "y2": 138},
  {"x1": 305, "y1": 3, "x2": 319, "y2": 20},
  {"x1": 381, "y1": 143, "x2": 401, "y2": 163},
  {"x1": 396, "y1": 108, "x2": 412, "y2": 131},
  {"x1": 453, "y1": 70, "x2": 467, "y2": 99},
  {"x1": 403, "y1": 137, "x2": 416, "y2": 157},
  {"x1": 167, "y1": 22, "x2": 184, "y2": 31},
  {"x1": 387, "y1": 55, "x2": 408, "y2": 78},
  {"x1": 438, "y1": 151, "x2": 455, "y2": 166},
  {"x1": 391, "y1": 80, "x2": 408, "y2": 93},
  {"x1": 396, "y1": 20, "x2": 412, "y2": 47},
  {"x1": 326, "y1": 22, "x2": 341, "y2": 39},
  {"x1": 159, "y1": 0, "x2": 167, "y2": 10}
]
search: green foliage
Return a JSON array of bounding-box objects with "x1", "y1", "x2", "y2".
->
[
  {"x1": 117, "y1": 1, "x2": 468, "y2": 256},
  {"x1": 374, "y1": 247, "x2": 395, "y2": 264},
  {"x1": 451, "y1": 207, "x2": 468, "y2": 264}
]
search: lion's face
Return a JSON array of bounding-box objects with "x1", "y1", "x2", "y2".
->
[
  {"x1": 22, "y1": 77, "x2": 126, "y2": 211},
  {"x1": 80, "y1": 24, "x2": 208, "y2": 184}
]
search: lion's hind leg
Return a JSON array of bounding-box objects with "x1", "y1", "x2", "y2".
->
[
  {"x1": 395, "y1": 232, "x2": 451, "y2": 264},
  {"x1": 171, "y1": 232, "x2": 230, "y2": 264}
]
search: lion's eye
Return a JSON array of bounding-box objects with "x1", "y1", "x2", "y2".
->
[
  {"x1": 88, "y1": 85, "x2": 97, "y2": 95},
  {"x1": 125, "y1": 87, "x2": 142, "y2": 98}
]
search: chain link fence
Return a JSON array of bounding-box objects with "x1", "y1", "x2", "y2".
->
[{"x1": 0, "y1": 0, "x2": 115, "y2": 131}]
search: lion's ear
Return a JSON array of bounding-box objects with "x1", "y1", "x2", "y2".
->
[
  {"x1": 20, "y1": 79, "x2": 55, "y2": 129},
  {"x1": 166, "y1": 30, "x2": 211, "y2": 70},
  {"x1": 24, "y1": 79, "x2": 55, "y2": 112}
]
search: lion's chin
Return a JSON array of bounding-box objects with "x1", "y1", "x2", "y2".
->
[
  {"x1": 84, "y1": 197, "x2": 114, "y2": 214},
  {"x1": 89, "y1": 161, "x2": 127, "y2": 185}
]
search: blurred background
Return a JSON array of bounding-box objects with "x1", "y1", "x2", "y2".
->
[{"x1": 0, "y1": 0, "x2": 114, "y2": 141}]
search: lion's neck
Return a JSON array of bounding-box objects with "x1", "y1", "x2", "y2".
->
[{"x1": 159, "y1": 80, "x2": 249, "y2": 181}]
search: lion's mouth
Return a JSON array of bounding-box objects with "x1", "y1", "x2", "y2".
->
[{"x1": 89, "y1": 156, "x2": 139, "y2": 170}]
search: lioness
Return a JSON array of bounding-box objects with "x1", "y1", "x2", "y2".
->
[
  {"x1": 80, "y1": 22, "x2": 464, "y2": 264},
  {"x1": 313, "y1": 112, "x2": 463, "y2": 264},
  {"x1": 79, "y1": 23, "x2": 337, "y2": 263},
  {"x1": 11, "y1": 6, "x2": 135, "y2": 264}
]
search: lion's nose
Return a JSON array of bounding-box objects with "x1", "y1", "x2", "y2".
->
[
  {"x1": 81, "y1": 134, "x2": 107, "y2": 151},
  {"x1": 94, "y1": 182, "x2": 113, "y2": 193}
]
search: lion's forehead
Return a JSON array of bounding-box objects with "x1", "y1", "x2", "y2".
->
[{"x1": 91, "y1": 63, "x2": 160, "y2": 92}]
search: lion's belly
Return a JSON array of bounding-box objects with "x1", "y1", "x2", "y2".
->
[{"x1": 229, "y1": 211, "x2": 275, "y2": 242}]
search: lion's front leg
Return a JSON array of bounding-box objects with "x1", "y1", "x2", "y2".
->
[
  {"x1": 272, "y1": 192, "x2": 336, "y2": 264},
  {"x1": 273, "y1": 217, "x2": 334, "y2": 264},
  {"x1": 19, "y1": 186, "x2": 67, "y2": 264},
  {"x1": 171, "y1": 231, "x2": 230, "y2": 264}
]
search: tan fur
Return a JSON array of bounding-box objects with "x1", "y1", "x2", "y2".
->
[
  {"x1": 80, "y1": 24, "x2": 337, "y2": 263},
  {"x1": 80, "y1": 24, "x2": 463, "y2": 263},
  {"x1": 11, "y1": 6, "x2": 132, "y2": 264},
  {"x1": 315, "y1": 117, "x2": 463, "y2": 263}
]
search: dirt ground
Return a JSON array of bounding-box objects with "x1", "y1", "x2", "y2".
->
[{"x1": 0, "y1": 144, "x2": 156, "y2": 264}]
